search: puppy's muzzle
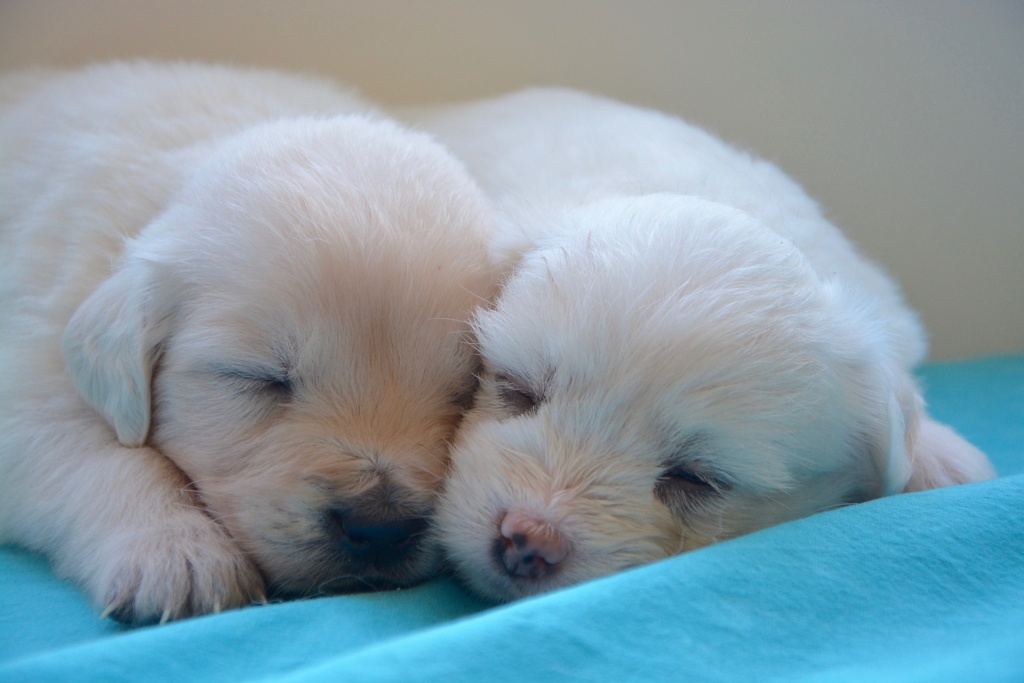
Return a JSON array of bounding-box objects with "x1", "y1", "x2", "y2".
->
[{"x1": 326, "y1": 507, "x2": 428, "y2": 569}]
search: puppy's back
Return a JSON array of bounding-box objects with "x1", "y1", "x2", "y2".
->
[
  {"x1": 0, "y1": 62, "x2": 373, "y2": 318},
  {"x1": 1, "y1": 61, "x2": 372, "y2": 234},
  {"x1": 406, "y1": 88, "x2": 926, "y2": 369}
]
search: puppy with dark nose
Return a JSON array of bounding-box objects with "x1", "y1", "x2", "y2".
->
[{"x1": 0, "y1": 62, "x2": 499, "y2": 623}]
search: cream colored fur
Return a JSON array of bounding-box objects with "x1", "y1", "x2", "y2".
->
[
  {"x1": 404, "y1": 89, "x2": 995, "y2": 602},
  {"x1": 0, "y1": 62, "x2": 499, "y2": 623}
]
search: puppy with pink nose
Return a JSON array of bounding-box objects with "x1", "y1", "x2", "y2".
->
[{"x1": 406, "y1": 89, "x2": 994, "y2": 601}]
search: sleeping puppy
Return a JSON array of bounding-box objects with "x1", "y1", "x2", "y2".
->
[
  {"x1": 0, "y1": 62, "x2": 498, "y2": 624},
  {"x1": 403, "y1": 89, "x2": 996, "y2": 602}
]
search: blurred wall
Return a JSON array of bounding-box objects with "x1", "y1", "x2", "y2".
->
[{"x1": 1, "y1": 0, "x2": 1021, "y2": 359}]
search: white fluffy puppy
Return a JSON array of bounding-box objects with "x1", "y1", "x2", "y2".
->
[
  {"x1": 0, "y1": 62, "x2": 498, "y2": 624},
  {"x1": 404, "y1": 89, "x2": 995, "y2": 602}
]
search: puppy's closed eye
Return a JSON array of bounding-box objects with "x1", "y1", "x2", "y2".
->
[
  {"x1": 494, "y1": 372, "x2": 541, "y2": 417},
  {"x1": 659, "y1": 466, "x2": 716, "y2": 491},
  {"x1": 654, "y1": 463, "x2": 728, "y2": 516},
  {"x1": 654, "y1": 432, "x2": 728, "y2": 509},
  {"x1": 217, "y1": 366, "x2": 294, "y2": 401}
]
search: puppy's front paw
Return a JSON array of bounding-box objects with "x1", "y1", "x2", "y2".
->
[{"x1": 92, "y1": 513, "x2": 265, "y2": 626}]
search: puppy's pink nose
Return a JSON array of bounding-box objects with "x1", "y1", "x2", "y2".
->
[{"x1": 494, "y1": 511, "x2": 570, "y2": 580}]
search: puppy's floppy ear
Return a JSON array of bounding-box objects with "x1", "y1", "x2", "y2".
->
[
  {"x1": 62, "y1": 258, "x2": 177, "y2": 447},
  {"x1": 823, "y1": 281, "x2": 918, "y2": 497},
  {"x1": 875, "y1": 376, "x2": 917, "y2": 496},
  {"x1": 872, "y1": 374, "x2": 994, "y2": 494}
]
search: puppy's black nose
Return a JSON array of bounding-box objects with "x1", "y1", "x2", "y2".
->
[{"x1": 327, "y1": 508, "x2": 428, "y2": 568}]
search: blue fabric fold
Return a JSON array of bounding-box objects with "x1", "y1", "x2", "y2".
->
[{"x1": 2, "y1": 355, "x2": 1021, "y2": 682}]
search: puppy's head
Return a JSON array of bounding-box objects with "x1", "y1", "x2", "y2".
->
[
  {"x1": 62, "y1": 116, "x2": 498, "y2": 595},
  {"x1": 438, "y1": 195, "x2": 917, "y2": 601}
]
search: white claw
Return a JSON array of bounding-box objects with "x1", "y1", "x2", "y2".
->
[
  {"x1": 213, "y1": 600, "x2": 222, "y2": 614},
  {"x1": 98, "y1": 604, "x2": 115, "y2": 621},
  {"x1": 159, "y1": 608, "x2": 172, "y2": 625}
]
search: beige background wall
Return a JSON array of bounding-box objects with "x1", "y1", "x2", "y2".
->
[{"x1": 2, "y1": 0, "x2": 1021, "y2": 360}]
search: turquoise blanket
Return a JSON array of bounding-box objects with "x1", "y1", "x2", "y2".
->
[{"x1": 3, "y1": 355, "x2": 1022, "y2": 682}]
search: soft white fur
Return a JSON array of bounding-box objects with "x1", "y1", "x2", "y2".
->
[
  {"x1": 404, "y1": 89, "x2": 996, "y2": 602},
  {"x1": 0, "y1": 62, "x2": 499, "y2": 623}
]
